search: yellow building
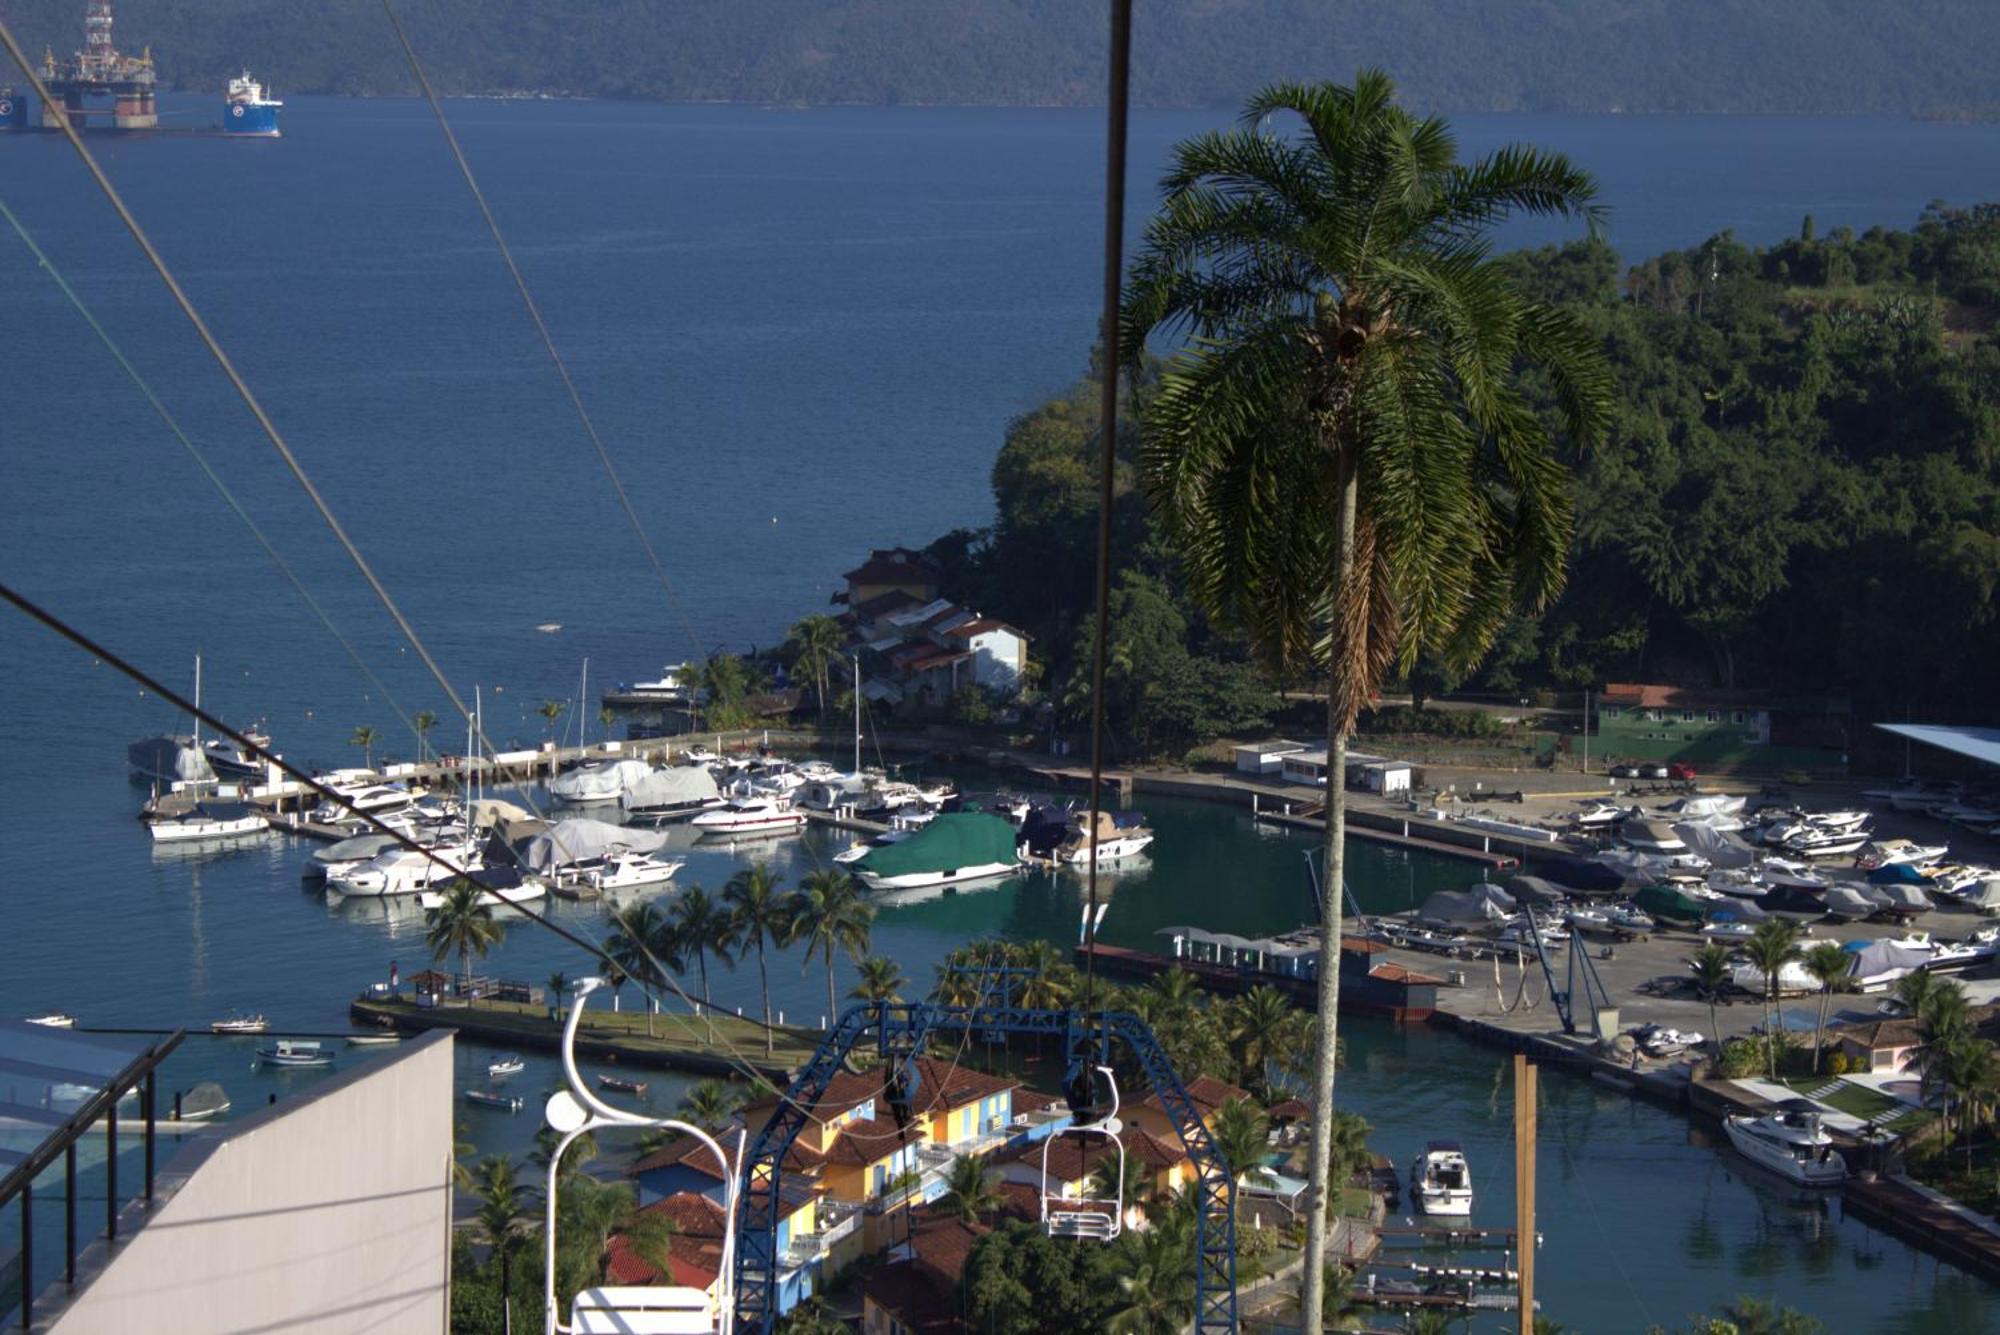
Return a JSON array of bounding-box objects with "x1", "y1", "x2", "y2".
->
[{"x1": 1127, "y1": 1073, "x2": 1253, "y2": 1146}]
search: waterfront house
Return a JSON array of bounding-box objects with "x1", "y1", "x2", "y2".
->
[
  {"x1": 859, "y1": 1208, "x2": 985, "y2": 1335},
  {"x1": 1833, "y1": 1017, "x2": 1927, "y2": 1074},
  {"x1": 604, "y1": 1192, "x2": 732, "y2": 1318},
  {"x1": 1278, "y1": 746, "x2": 1413, "y2": 793},
  {"x1": 992, "y1": 1122, "x2": 1194, "y2": 1205},
  {"x1": 1127, "y1": 1074, "x2": 1253, "y2": 1144},
  {"x1": 839, "y1": 547, "x2": 942, "y2": 607}
]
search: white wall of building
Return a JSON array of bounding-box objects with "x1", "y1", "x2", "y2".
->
[
  {"x1": 964, "y1": 629, "x2": 1025, "y2": 690},
  {"x1": 45, "y1": 1032, "x2": 455, "y2": 1335}
]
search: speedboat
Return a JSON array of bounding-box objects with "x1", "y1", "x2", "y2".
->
[
  {"x1": 330, "y1": 842, "x2": 484, "y2": 898},
  {"x1": 568, "y1": 851, "x2": 684, "y2": 895},
  {"x1": 690, "y1": 797, "x2": 806, "y2": 837},
  {"x1": 201, "y1": 730, "x2": 274, "y2": 782},
  {"x1": 1604, "y1": 903, "x2": 1655, "y2": 932},
  {"x1": 855, "y1": 781, "x2": 928, "y2": 823},
  {"x1": 1056, "y1": 810, "x2": 1155, "y2": 865},
  {"x1": 1784, "y1": 827, "x2": 1870, "y2": 859},
  {"x1": 487, "y1": 1053, "x2": 525, "y2": 1078},
  {"x1": 1409, "y1": 1141, "x2": 1473, "y2": 1215},
  {"x1": 1571, "y1": 800, "x2": 1629, "y2": 829},
  {"x1": 1566, "y1": 907, "x2": 1612, "y2": 932},
  {"x1": 465, "y1": 1089, "x2": 523, "y2": 1112},
  {"x1": 1632, "y1": 1024, "x2": 1704, "y2": 1057},
  {"x1": 148, "y1": 801, "x2": 269, "y2": 844},
  {"x1": 1722, "y1": 1102, "x2": 1847, "y2": 1185},
  {"x1": 1701, "y1": 920, "x2": 1758, "y2": 941},
  {"x1": 416, "y1": 876, "x2": 546, "y2": 911},
  {"x1": 256, "y1": 1039, "x2": 333, "y2": 1068},
  {"x1": 211, "y1": 1012, "x2": 268, "y2": 1034},
  {"x1": 25, "y1": 1013, "x2": 76, "y2": 1028},
  {"x1": 1858, "y1": 839, "x2": 1949, "y2": 870}
]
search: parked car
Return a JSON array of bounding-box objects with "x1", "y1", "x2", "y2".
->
[
  {"x1": 1610, "y1": 762, "x2": 1641, "y2": 778},
  {"x1": 1667, "y1": 761, "x2": 1698, "y2": 781},
  {"x1": 1640, "y1": 763, "x2": 1670, "y2": 779}
]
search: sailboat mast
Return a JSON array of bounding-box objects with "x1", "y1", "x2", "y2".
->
[
  {"x1": 580, "y1": 658, "x2": 589, "y2": 749},
  {"x1": 853, "y1": 654, "x2": 861, "y2": 775},
  {"x1": 192, "y1": 652, "x2": 202, "y2": 746}
]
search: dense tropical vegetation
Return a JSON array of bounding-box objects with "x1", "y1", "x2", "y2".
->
[{"x1": 9, "y1": 1, "x2": 1995, "y2": 117}]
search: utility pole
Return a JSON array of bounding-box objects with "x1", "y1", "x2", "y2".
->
[
  {"x1": 1515, "y1": 1053, "x2": 1538, "y2": 1335},
  {"x1": 1581, "y1": 688, "x2": 1591, "y2": 776}
]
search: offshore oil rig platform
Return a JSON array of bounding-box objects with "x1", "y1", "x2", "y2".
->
[{"x1": 3, "y1": 0, "x2": 157, "y2": 132}]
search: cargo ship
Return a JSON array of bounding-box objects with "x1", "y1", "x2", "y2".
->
[{"x1": 224, "y1": 70, "x2": 281, "y2": 137}]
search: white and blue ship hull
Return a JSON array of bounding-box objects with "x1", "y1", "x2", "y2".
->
[{"x1": 225, "y1": 100, "x2": 280, "y2": 137}]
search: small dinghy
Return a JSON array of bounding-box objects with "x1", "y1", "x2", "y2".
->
[
  {"x1": 346, "y1": 1031, "x2": 402, "y2": 1046},
  {"x1": 596, "y1": 1074, "x2": 648, "y2": 1097},
  {"x1": 487, "y1": 1053, "x2": 526, "y2": 1078},
  {"x1": 465, "y1": 1089, "x2": 523, "y2": 1113}
]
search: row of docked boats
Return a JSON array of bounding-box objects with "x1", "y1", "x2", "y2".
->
[{"x1": 1860, "y1": 778, "x2": 2000, "y2": 837}]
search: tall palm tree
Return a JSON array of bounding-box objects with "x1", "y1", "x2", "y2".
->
[
  {"x1": 1105, "y1": 1208, "x2": 1197, "y2": 1334},
  {"x1": 424, "y1": 878, "x2": 506, "y2": 998},
  {"x1": 1224, "y1": 986, "x2": 1297, "y2": 1099},
  {"x1": 606, "y1": 903, "x2": 677, "y2": 1038},
  {"x1": 474, "y1": 1155, "x2": 530, "y2": 1325},
  {"x1": 555, "y1": 1177, "x2": 673, "y2": 1310},
  {"x1": 1123, "y1": 74, "x2": 1611, "y2": 1328},
  {"x1": 547, "y1": 970, "x2": 568, "y2": 1023},
  {"x1": 1144, "y1": 968, "x2": 1203, "y2": 1026},
  {"x1": 350, "y1": 724, "x2": 380, "y2": 771},
  {"x1": 1800, "y1": 941, "x2": 1852, "y2": 1074},
  {"x1": 724, "y1": 861, "x2": 793, "y2": 1056},
  {"x1": 669, "y1": 885, "x2": 734, "y2": 1040},
  {"x1": 1208, "y1": 1097, "x2": 1272, "y2": 1184},
  {"x1": 1688, "y1": 941, "x2": 1734, "y2": 1058},
  {"x1": 791, "y1": 868, "x2": 874, "y2": 1024},
  {"x1": 788, "y1": 614, "x2": 845, "y2": 714},
  {"x1": 412, "y1": 710, "x2": 437, "y2": 763},
  {"x1": 539, "y1": 697, "x2": 567, "y2": 741},
  {"x1": 677, "y1": 1078, "x2": 746, "y2": 1132},
  {"x1": 1745, "y1": 920, "x2": 1804, "y2": 1077},
  {"x1": 942, "y1": 1152, "x2": 1004, "y2": 1225},
  {"x1": 852, "y1": 955, "x2": 907, "y2": 1004}
]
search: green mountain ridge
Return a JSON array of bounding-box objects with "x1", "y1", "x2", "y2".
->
[{"x1": 3, "y1": 0, "x2": 1997, "y2": 115}]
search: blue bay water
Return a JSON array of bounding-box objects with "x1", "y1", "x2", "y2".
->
[{"x1": 2, "y1": 98, "x2": 1998, "y2": 1330}]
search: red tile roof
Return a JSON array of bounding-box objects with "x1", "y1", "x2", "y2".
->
[
  {"x1": 626, "y1": 1131, "x2": 822, "y2": 1182},
  {"x1": 843, "y1": 550, "x2": 940, "y2": 587},
  {"x1": 745, "y1": 1056, "x2": 1016, "y2": 1125},
  {"x1": 1370, "y1": 962, "x2": 1446, "y2": 986},
  {"x1": 945, "y1": 616, "x2": 1028, "y2": 640},
  {"x1": 1267, "y1": 1098, "x2": 1313, "y2": 1122},
  {"x1": 1141, "y1": 1074, "x2": 1252, "y2": 1120},
  {"x1": 605, "y1": 1193, "x2": 729, "y2": 1291},
  {"x1": 863, "y1": 1261, "x2": 961, "y2": 1334},
  {"x1": 994, "y1": 1126, "x2": 1187, "y2": 1182},
  {"x1": 1600, "y1": 682, "x2": 1769, "y2": 710}
]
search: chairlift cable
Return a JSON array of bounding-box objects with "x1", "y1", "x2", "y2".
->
[
  {"x1": 1080, "y1": 0, "x2": 1135, "y2": 1009},
  {"x1": 0, "y1": 16, "x2": 475, "y2": 735},
  {"x1": 0, "y1": 193, "x2": 422, "y2": 750},
  {"x1": 0, "y1": 580, "x2": 837, "y2": 1126},
  {"x1": 380, "y1": 0, "x2": 711, "y2": 674}
]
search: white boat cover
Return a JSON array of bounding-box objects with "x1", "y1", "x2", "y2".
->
[
  {"x1": 1667, "y1": 794, "x2": 1746, "y2": 818},
  {"x1": 550, "y1": 759, "x2": 654, "y2": 802},
  {"x1": 1675, "y1": 823, "x2": 1758, "y2": 868},
  {"x1": 470, "y1": 798, "x2": 536, "y2": 828},
  {"x1": 622, "y1": 765, "x2": 721, "y2": 811},
  {"x1": 1848, "y1": 940, "x2": 1933, "y2": 980},
  {"x1": 1822, "y1": 886, "x2": 1881, "y2": 918},
  {"x1": 1593, "y1": 849, "x2": 1682, "y2": 878},
  {"x1": 521, "y1": 818, "x2": 670, "y2": 871},
  {"x1": 314, "y1": 832, "x2": 401, "y2": 865},
  {"x1": 1876, "y1": 882, "x2": 1936, "y2": 912},
  {"x1": 128, "y1": 735, "x2": 215, "y2": 784},
  {"x1": 1418, "y1": 888, "x2": 1510, "y2": 925},
  {"x1": 1962, "y1": 880, "x2": 2000, "y2": 912}
]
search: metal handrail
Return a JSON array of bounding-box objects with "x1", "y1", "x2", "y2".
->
[{"x1": 3, "y1": 1028, "x2": 183, "y2": 1329}]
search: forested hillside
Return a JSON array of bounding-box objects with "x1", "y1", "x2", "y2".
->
[
  {"x1": 4, "y1": 0, "x2": 1998, "y2": 116},
  {"x1": 927, "y1": 206, "x2": 2000, "y2": 753}
]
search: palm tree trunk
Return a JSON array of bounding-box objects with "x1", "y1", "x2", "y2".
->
[
  {"x1": 1301, "y1": 456, "x2": 1357, "y2": 1334},
  {"x1": 1814, "y1": 988, "x2": 1830, "y2": 1074},
  {"x1": 757, "y1": 940, "x2": 772, "y2": 1057},
  {"x1": 697, "y1": 951, "x2": 714, "y2": 1042},
  {"x1": 826, "y1": 956, "x2": 837, "y2": 1029}
]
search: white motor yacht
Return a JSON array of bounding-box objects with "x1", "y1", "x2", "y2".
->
[
  {"x1": 1056, "y1": 810, "x2": 1155, "y2": 865},
  {"x1": 417, "y1": 878, "x2": 546, "y2": 911},
  {"x1": 1409, "y1": 1141, "x2": 1474, "y2": 1215},
  {"x1": 570, "y1": 850, "x2": 684, "y2": 895},
  {"x1": 1784, "y1": 827, "x2": 1870, "y2": 859},
  {"x1": 690, "y1": 796, "x2": 806, "y2": 837},
  {"x1": 1722, "y1": 1101, "x2": 1847, "y2": 1185},
  {"x1": 147, "y1": 800, "x2": 270, "y2": 844},
  {"x1": 310, "y1": 783, "x2": 419, "y2": 825},
  {"x1": 330, "y1": 844, "x2": 482, "y2": 898},
  {"x1": 1571, "y1": 800, "x2": 1629, "y2": 829}
]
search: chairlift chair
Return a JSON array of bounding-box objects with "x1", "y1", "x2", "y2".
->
[
  {"x1": 1040, "y1": 1064, "x2": 1125, "y2": 1242},
  {"x1": 544, "y1": 976, "x2": 741, "y2": 1335}
]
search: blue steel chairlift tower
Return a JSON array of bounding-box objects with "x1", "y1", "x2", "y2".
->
[{"x1": 730, "y1": 965, "x2": 1240, "y2": 1333}]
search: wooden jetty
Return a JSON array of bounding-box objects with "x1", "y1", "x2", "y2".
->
[{"x1": 348, "y1": 995, "x2": 821, "y2": 1083}]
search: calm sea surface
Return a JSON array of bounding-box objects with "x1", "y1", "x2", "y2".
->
[{"x1": 3, "y1": 99, "x2": 1997, "y2": 1329}]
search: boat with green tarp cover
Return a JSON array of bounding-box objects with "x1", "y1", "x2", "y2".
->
[
  {"x1": 1634, "y1": 882, "x2": 1708, "y2": 926},
  {"x1": 852, "y1": 812, "x2": 1020, "y2": 891}
]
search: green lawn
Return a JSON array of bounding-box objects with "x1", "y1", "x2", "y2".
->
[{"x1": 1777, "y1": 1077, "x2": 1931, "y2": 1129}]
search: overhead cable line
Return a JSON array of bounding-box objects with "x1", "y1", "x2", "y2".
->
[
  {"x1": 1080, "y1": 0, "x2": 1135, "y2": 1001},
  {"x1": 380, "y1": 0, "x2": 711, "y2": 673},
  {"x1": 0, "y1": 194, "x2": 420, "y2": 747},
  {"x1": 0, "y1": 578, "x2": 832, "y2": 1118},
  {"x1": 0, "y1": 16, "x2": 475, "y2": 731}
]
